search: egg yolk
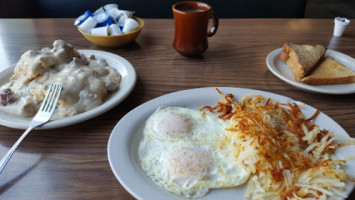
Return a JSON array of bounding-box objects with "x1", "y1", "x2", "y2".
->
[
  {"x1": 167, "y1": 146, "x2": 213, "y2": 185},
  {"x1": 153, "y1": 113, "x2": 192, "y2": 138}
]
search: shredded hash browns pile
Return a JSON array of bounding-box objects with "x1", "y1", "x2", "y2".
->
[{"x1": 200, "y1": 89, "x2": 355, "y2": 200}]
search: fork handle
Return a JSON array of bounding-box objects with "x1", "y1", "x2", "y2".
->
[{"x1": 0, "y1": 125, "x2": 34, "y2": 174}]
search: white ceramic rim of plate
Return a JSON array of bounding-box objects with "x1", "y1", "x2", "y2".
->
[
  {"x1": 0, "y1": 50, "x2": 136, "y2": 129},
  {"x1": 266, "y1": 48, "x2": 355, "y2": 95},
  {"x1": 107, "y1": 87, "x2": 355, "y2": 200}
]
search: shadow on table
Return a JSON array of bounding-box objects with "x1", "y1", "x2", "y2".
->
[
  {"x1": 82, "y1": 40, "x2": 144, "y2": 53},
  {"x1": 171, "y1": 42, "x2": 238, "y2": 62},
  {"x1": 0, "y1": 156, "x2": 43, "y2": 194}
]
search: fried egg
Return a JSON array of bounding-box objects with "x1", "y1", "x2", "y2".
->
[{"x1": 139, "y1": 106, "x2": 250, "y2": 198}]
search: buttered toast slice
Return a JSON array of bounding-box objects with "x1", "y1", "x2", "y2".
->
[
  {"x1": 281, "y1": 43, "x2": 326, "y2": 81},
  {"x1": 301, "y1": 57, "x2": 355, "y2": 85}
]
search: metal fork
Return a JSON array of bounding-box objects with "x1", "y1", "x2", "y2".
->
[{"x1": 0, "y1": 83, "x2": 62, "y2": 174}]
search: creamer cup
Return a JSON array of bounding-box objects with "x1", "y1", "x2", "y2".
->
[
  {"x1": 122, "y1": 18, "x2": 140, "y2": 33},
  {"x1": 79, "y1": 16, "x2": 97, "y2": 33},
  {"x1": 118, "y1": 11, "x2": 135, "y2": 26},
  {"x1": 108, "y1": 8, "x2": 133, "y2": 26},
  {"x1": 333, "y1": 17, "x2": 350, "y2": 37},
  {"x1": 74, "y1": 10, "x2": 93, "y2": 26},
  {"x1": 93, "y1": 7, "x2": 105, "y2": 15},
  {"x1": 95, "y1": 11, "x2": 113, "y2": 27},
  {"x1": 109, "y1": 24, "x2": 122, "y2": 35},
  {"x1": 117, "y1": 13, "x2": 128, "y2": 26},
  {"x1": 104, "y1": 4, "x2": 118, "y2": 11},
  {"x1": 119, "y1": 10, "x2": 134, "y2": 18},
  {"x1": 91, "y1": 26, "x2": 109, "y2": 36}
]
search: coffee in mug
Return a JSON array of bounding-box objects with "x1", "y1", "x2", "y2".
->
[{"x1": 172, "y1": 1, "x2": 218, "y2": 57}]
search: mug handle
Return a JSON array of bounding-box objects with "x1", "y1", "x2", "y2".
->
[{"x1": 207, "y1": 10, "x2": 218, "y2": 37}]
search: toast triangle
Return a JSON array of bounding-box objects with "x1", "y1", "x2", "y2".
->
[
  {"x1": 301, "y1": 57, "x2": 355, "y2": 85},
  {"x1": 281, "y1": 43, "x2": 326, "y2": 81}
]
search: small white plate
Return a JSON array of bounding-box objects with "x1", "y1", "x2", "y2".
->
[
  {"x1": 266, "y1": 48, "x2": 355, "y2": 94},
  {"x1": 0, "y1": 50, "x2": 136, "y2": 129},
  {"x1": 107, "y1": 87, "x2": 355, "y2": 200}
]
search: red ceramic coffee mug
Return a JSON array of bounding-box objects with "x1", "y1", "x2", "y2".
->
[{"x1": 172, "y1": 1, "x2": 219, "y2": 57}]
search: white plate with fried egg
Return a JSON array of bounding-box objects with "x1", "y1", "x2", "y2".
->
[
  {"x1": 0, "y1": 50, "x2": 136, "y2": 129},
  {"x1": 107, "y1": 87, "x2": 355, "y2": 200},
  {"x1": 266, "y1": 48, "x2": 355, "y2": 95}
]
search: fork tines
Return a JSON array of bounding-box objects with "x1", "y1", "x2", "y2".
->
[{"x1": 40, "y1": 84, "x2": 62, "y2": 112}]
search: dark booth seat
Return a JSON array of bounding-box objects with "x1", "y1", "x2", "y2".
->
[{"x1": 0, "y1": 0, "x2": 306, "y2": 18}]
